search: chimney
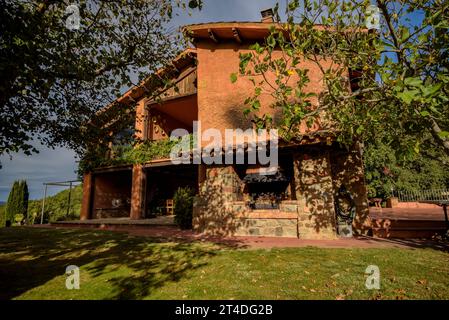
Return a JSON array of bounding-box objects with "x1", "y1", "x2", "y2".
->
[{"x1": 260, "y1": 8, "x2": 274, "y2": 23}]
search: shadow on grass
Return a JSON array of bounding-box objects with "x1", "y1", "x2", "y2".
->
[{"x1": 0, "y1": 227, "x2": 217, "y2": 300}]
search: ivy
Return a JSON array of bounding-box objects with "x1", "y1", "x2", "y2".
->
[{"x1": 78, "y1": 135, "x2": 193, "y2": 176}]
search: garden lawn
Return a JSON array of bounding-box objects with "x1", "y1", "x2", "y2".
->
[{"x1": 0, "y1": 227, "x2": 448, "y2": 300}]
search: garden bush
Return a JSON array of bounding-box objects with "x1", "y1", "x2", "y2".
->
[{"x1": 173, "y1": 187, "x2": 194, "y2": 229}]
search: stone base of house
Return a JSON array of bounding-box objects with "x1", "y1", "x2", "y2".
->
[
  {"x1": 233, "y1": 218, "x2": 298, "y2": 237},
  {"x1": 194, "y1": 206, "x2": 339, "y2": 239},
  {"x1": 81, "y1": 144, "x2": 371, "y2": 240},
  {"x1": 193, "y1": 145, "x2": 370, "y2": 240}
]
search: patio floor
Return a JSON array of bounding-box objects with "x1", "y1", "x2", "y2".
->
[{"x1": 52, "y1": 215, "x2": 176, "y2": 226}]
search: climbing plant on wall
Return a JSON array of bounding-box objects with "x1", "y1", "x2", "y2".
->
[{"x1": 78, "y1": 134, "x2": 193, "y2": 176}]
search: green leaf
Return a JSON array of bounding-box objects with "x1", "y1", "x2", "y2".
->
[
  {"x1": 404, "y1": 77, "x2": 422, "y2": 87},
  {"x1": 400, "y1": 27, "x2": 410, "y2": 42},
  {"x1": 252, "y1": 100, "x2": 261, "y2": 110},
  {"x1": 413, "y1": 141, "x2": 420, "y2": 154},
  {"x1": 422, "y1": 83, "x2": 442, "y2": 97},
  {"x1": 267, "y1": 35, "x2": 276, "y2": 48},
  {"x1": 230, "y1": 73, "x2": 238, "y2": 83},
  {"x1": 437, "y1": 131, "x2": 449, "y2": 139},
  {"x1": 288, "y1": 0, "x2": 299, "y2": 11},
  {"x1": 398, "y1": 89, "x2": 419, "y2": 104}
]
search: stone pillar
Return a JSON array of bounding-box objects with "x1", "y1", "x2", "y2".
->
[
  {"x1": 130, "y1": 164, "x2": 146, "y2": 220},
  {"x1": 80, "y1": 173, "x2": 93, "y2": 220},
  {"x1": 386, "y1": 197, "x2": 399, "y2": 208},
  {"x1": 294, "y1": 149, "x2": 337, "y2": 239},
  {"x1": 330, "y1": 143, "x2": 370, "y2": 235},
  {"x1": 193, "y1": 165, "x2": 239, "y2": 236}
]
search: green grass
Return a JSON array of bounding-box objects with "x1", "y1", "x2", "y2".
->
[{"x1": 0, "y1": 227, "x2": 448, "y2": 300}]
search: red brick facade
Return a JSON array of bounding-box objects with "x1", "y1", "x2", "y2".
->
[{"x1": 81, "y1": 22, "x2": 369, "y2": 239}]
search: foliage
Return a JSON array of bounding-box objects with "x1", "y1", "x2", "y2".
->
[
  {"x1": 4, "y1": 180, "x2": 28, "y2": 225},
  {"x1": 27, "y1": 184, "x2": 83, "y2": 224},
  {"x1": 364, "y1": 139, "x2": 449, "y2": 199},
  {"x1": 0, "y1": 205, "x2": 5, "y2": 228},
  {"x1": 0, "y1": 0, "x2": 202, "y2": 162},
  {"x1": 173, "y1": 186, "x2": 194, "y2": 229},
  {"x1": 78, "y1": 134, "x2": 192, "y2": 176},
  {"x1": 120, "y1": 138, "x2": 182, "y2": 164},
  {"x1": 1, "y1": 228, "x2": 448, "y2": 299},
  {"x1": 236, "y1": 0, "x2": 449, "y2": 158}
]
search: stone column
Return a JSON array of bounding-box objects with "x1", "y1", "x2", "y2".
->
[
  {"x1": 193, "y1": 165, "x2": 239, "y2": 236},
  {"x1": 294, "y1": 149, "x2": 337, "y2": 239},
  {"x1": 130, "y1": 164, "x2": 146, "y2": 220},
  {"x1": 80, "y1": 173, "x2": 93, "y2": 220},
  {"x1": 330, "y1": 143, "x2": 370, "y2": 235}
]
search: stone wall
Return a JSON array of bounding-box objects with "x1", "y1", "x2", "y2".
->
[
  {"x1": 234, "y1": 218, "x2": 298, "y2": 237},
  {"x1": 330, "y1": 143, "x2": 370, "y2": 235},
  {"x1": 193, "y1": 165, "x2": 242, "y2": 236},
  {"x1": 193, "y1": 145, "x2": 369, "y2": 239},
  {"x1": 294, "y1": 149, "x2": 338, "y2": 239},
  {"x1": 193, "y1": 159, "x2": 338, "y2": 239},
  {"x1": 193, "y1": 165, "x2": 301, "y2": 237},
  {"x1": 231, "y1": 201, "x2": 299, "y2": 237}
]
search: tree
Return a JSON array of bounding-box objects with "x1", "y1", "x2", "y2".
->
[
  {"x1": 0, "y1": 0, "x2": 202, "y2": 161},
  {"x1": 364, "y1": 137, "x2": 449, "y2": 199},
  {"x1": 20, "y1": 180, "x2": 30, "y2": 223},
  {"x1": 5, "y1": 181, "x2": 18, "y2": 225},
  {"x1": 236, "y1": 0, "x2": 449, "y2": 159},
  {"x1": 0, "y1": 205, "x2": 5, "y2": 228},
  {"x1": 4, "y1": 180, "x2": 29, "y2": 225}
]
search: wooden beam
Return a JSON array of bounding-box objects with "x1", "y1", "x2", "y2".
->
[
  {"x1": 142, "y1": 83, "x2": 151, "y2": 93},
  {"x1": 171, "y1": 62, "x2": 180, "y2": 73},
  {"x1": 232, "y1": 27, "x2": 242, "y2": 43},
  {"x1": 208, "y1": 28, "x2": 218, "y2": 43}
]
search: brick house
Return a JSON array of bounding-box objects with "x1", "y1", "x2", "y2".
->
[{"x1": 80, "y1": 15, "x2": 371, "y2": 239}]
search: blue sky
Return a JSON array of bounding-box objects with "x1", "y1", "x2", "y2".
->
[{"x1": 0, "y1": 0, "x2": 283, "y2": 201}]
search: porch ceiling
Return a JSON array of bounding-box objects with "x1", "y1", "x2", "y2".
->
[{"x1": 150, "y1": 94, "x2": 198, "y2": 127}]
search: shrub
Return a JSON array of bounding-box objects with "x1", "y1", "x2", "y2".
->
[
  {"x1": 173, "y1": 187, "x2": 194, "y2": 229},
  {"x1": 15, "y1": 214, "x2": 25, "y2": 225},
  {"x1": 0, "y1": 205, "x2": 5, "y2": 228},
  {"x1": 5, "y1": 180, "x2": 29, "y2": 226}
]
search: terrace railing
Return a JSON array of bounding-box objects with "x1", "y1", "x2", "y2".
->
[{"x1": 393, "y1": 189, "x2": 449, "y2": 202}]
